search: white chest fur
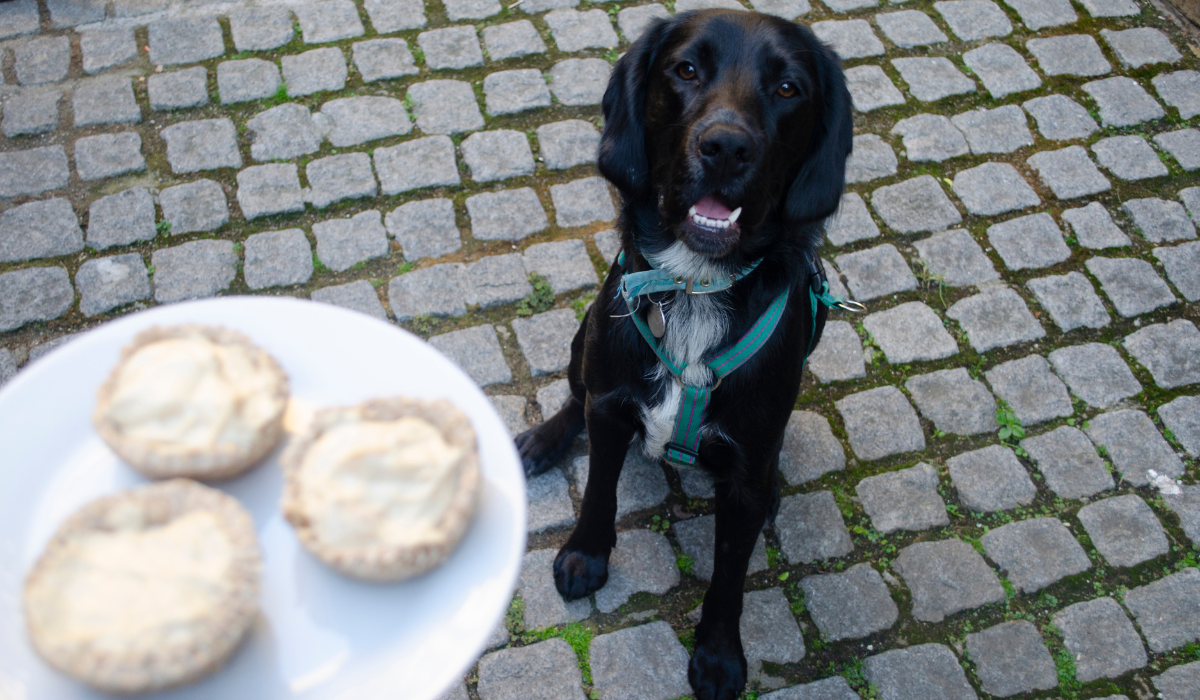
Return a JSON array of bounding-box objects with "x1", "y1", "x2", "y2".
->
[{"x1": 637, "y1": 243, "x2": 730, "y2": 460}]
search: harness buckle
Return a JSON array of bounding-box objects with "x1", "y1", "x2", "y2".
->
[
  {"x1": 671, "y1": 374, "x2": 723, "y2": 391},
  {"x1": 834, "y1": 299, "x2": 867, "y2": 313},
  {"x1": 684, "y1": 277, "x2": 721, "y2": 295}
]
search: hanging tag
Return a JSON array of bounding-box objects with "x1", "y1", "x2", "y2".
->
[{"x1": 648, "y1": 303, "x2": 666, "y2": 338}]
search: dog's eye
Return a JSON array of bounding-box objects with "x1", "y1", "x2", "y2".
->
[
  {"x1": 777, "y1": 82, "x2": 798, "y2": 98},
  {"x1": 676, "y1": 62, "x2": 697, "y2": 80}
]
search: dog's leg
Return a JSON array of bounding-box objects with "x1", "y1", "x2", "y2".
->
[
  {"x1": 553, "y1": 403, "x2": 636, "y2": 600},
  {"x1": 513, "y1": 309, "x2": 589, "y2": 476},
  {"x1": 689, "y1": 483, "x2": 770, "y2": 700}
]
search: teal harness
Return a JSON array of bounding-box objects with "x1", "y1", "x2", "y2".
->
[{"x1": 617, "y1": 250, "x2": 860, "y2": 467}]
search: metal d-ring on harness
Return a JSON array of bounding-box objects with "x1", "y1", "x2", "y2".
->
[{"x1": 617, "y1": 250, "x2": 864, "y2": 467}]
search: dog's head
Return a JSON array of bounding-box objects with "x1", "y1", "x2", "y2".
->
[{"x1": 599, "y1": 10, "x2": 852, "y2": 265}]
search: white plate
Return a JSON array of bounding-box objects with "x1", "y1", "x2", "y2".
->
[{"x1": 0, "y1": 297, "x2": 526, "y2": 700}]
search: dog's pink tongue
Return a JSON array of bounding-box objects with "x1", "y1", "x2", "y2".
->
[{"x1": 693, "y1": 196, "x2": 732, "y2": 220}]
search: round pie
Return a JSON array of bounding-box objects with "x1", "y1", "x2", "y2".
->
[
  {"x1": 24, "y1": 479, "x2": 262, "y2": 694},
  {"x1": 93, "y1": 325, "x2": 290, "y2": 480},
  {"x1": 281, "y1": 397, "x2": 480, "y2": 582}
]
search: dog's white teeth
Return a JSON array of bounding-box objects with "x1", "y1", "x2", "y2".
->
[
  {"x1": 688, "y1": 205, "x2": 697, "y2": 217},
  {"x1": 729, "y1": 207, "x2": 742, "y2": 223}
]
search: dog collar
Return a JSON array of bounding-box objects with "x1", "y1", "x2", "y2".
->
[{"x1": 616, "y1": 250, "x2": 762, "y2": 302}]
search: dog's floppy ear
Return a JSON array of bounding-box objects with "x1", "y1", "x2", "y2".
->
[
  {"x1": 784, "y1": 37, "x2": 854, "y2": 227},
  {"x1": 597, "y1": 18, "x2": 674, "y2": 200}
]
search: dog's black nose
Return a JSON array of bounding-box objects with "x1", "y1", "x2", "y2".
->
[{"x1": 698, "y1": 125, "x2": 756, "y2": 179}]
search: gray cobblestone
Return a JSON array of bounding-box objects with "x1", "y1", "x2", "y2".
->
[
  {"x1": 545, "y1": 10, "x2": 619, "y2": 52},
  {"x1": 802, "y1": 563, "x2": 897, "y2": 641},
  {"x1": 964, "y1": 43, "x2": 1041, "y2": 99},
  {"x1": 987, "y1": 212, "x2": 1071, "y2": 270},
  {"x1": 477, "y1": 638, "x2": 584, "y2": 700},
  {"x1": 2, "y1": 90, "x2": 61, "y2": 137},
  {"x1": 906, "y1": 368, "x2": 997, "y2": 436},
  {"x1": 526, "y1": 465, "x2": 573, "y2": 533},
  {"x1": 306, "y1": 153, "x2": 378, "y2": 209},
  {"x1": 151, "y1": 240, "x2": 237, "y2": 304},
  {"x1": 311, "y1": 280, "x2": 387, "y2": 319},
  {"x1": 1081, "y1": 494, "x2": 1169, "y2": 567},
  {"x1": 282, "y1": 48, "x2": 348, "y2": 97},
  {"x1": 444, "y1": 0, "x2": 500, "y2": 21},
  {"x1": 1022, "y1": 94, "x2": 1098, "y2": 141},
  {"x1": 1027, "y1": 272, "x2": 1110, "y2": 332},
  {"x1": 76, "y1": 253, "x2": 150, "y2": 317},
  {"x1": 162, "y1": 119, "x2": 241, "y2": 174},
  {"x1": 806, "y1": 320, "x2": 866, "y2": 383},
  {"x1": 595, "y1": 530, "x2": 679, "y2": 613},
  {"x1": 297, "y1": 1, "x2": 364, "y2": 44},
  {"x1": 845, "y1": 134, "x2": 897, "y2": 183},
  {"x1": 1153, "y1": 128, "x2": 1200, "y2": 170},
  {"x1": 229, "y1": 7, "x2": 295, "y2": 51},
  {"x1": 1002, "y1": 0, "x2": 1076, "y2": 30},
  {"x1": 618, "y1": 4, "x2": 671, "y2": 43},
  {"x1": 537, "y1": 120, "x2": 599, "y2": 170},
  {"x1": 1125, "y1": 319, "x2": 1200, "y2": 389},
  {"x1": 856, "y1": 462, "x2": 948, "y2": 533},
  {"x1": 1165, "y1": 486, "x2": 1200, "y2": 547},
  {"x1": 1078, "y1": 0, "x2": 1139, "y2": 15},
  {"x1": 512, "y1": 308, "x2": 578, "y2": 375},
  {"x1": 1027, "y1": 34, "x2": 1111, "y2": 77},
  {"x1": 892, "y1": 114, "x2": 968, "y2": 162},
  {"x1": 74, "y1": 76, "x2": 141, "y2": 126},
  {"x1": 520, "y1": 0, "x2": 579, "y2": 13},
  {"x1": 844, "y1": 65, "x2": 906, "y2": 112},
  {"x1": 551, "y1": 177, "x2": 615, "y2": 227},
  {"x1": 484, "y1": 69, "x2": 553, "y2": 116},
  {"x1": 353, "y1": 39, "x2": 419, "y2": 82},
  {"x1": 0, "y1": 267, "x2": 74, "y2": 333},
  {"x1": 948, "y1": 444, "x2": 1037, "y2": 513},
  {"x1": 244, "y1": 229, "x2": 312, "y2": 290},
  {"x1": 15, "y1": 37, "x2": 69, "y2": 86},
  {"x1": 779, "y1": 410, "x2": 845, "y2": 485},
  {"x1": 1062, "y1": 202, "x2": 1131, "y2": 249},
  {"x1": 467, "y1": 188, "x2": 548, "y2": 240},
  {"x1": 590, "y1": 622, "x2": 690, "y2": 700},
  {"x1": 1155, "y1": 241, "x2": 1200, "y2": 301},
  {"x1": 863, "y1": 301, "x2": 959, "y2": 363},
  {"x1": 1021, "y1": 425, "x2": 1114, "y2": 500},
  {"x1": 876, "y1": 11, "x2": 946, "y2": 48},
  {"x1": 148, "y1": 18, "x2": 224, "y2": 66},
  {"x1": 47, "y1": 0, "x2": 103, "y2": 27},
  {"x1": 947, "y1": 287, "x2": 1045, "y2": 352},
  {"x1": 218, "y1": 59, "x2": 281, "y2": 105},
  {"x1": 871, "y1": 175, "x2": 962, "y2": 233},
  {"x1": 834, "y1": 244, "x2": 916, "y2": 301},
  {"x1": 1093, "y1": 136, "x2": 1168, "y2": 181},
  {"x1": 313, "y1": 210, "x2": 388, "y2": 272},
  {"x1": 463, "y1": 130, "x2": 536, "y2": 182},
  {"x1": 892, "y1": 57, "x2": 975, "y2": 102},
  {"x1": 1053, "y1": 596, "x2": 1147, "y2": 682},
  {"x1": 1086, "y1": 410, "x2": 1183, "y2": 486},
  {"x1": 1123, "y1": 198, "x2": 1195, "y2": 243},
  {"x1": 429, "y1": 324, "x2": 512, "y2": 387},
  {"x1": 375, "y1": 136, "x2": 460, "y2": 195},
  {"x1": 864, "y1": 644, "x2": 978, "y2": 700},
  {"x1": 247, "y1": 103, "x2": 323, "y2": 162},
  {"x1": 1153, "y1": 70, "x2": 1200, "y2": 119},
  {"x1": 913, "y1": 229, "x2": 998, "y2": 287},
  {"x1": 1048, "y1": 342, "x2": 1141, "y2": 409},
  {"x1": 951, "y1": 105, "x2": 1032, "y2": 155},
  {"x1": 954, "y1": 162, "x2": 1039, "y2": 216},
  {"x1": 824, "y1": 194, "x2": 879, "y2": 246},
  {"x1": 87, "y1": 188, "x2": 155, "y2": 250},
  {"x1": 522, "y1": 239, "x2": 597, "y2": 293},
  {"x1": 0, "y1": 198, "x2": 83, "y2": 263},
  {"x1": 836, "y1": 385, "x2": 926, "y2": 460},
  {"x1": 1101, "y1": 27, "x2": 1181, "y2": 69},
  {"x1": 320, "y1": 96, "x2": 412, "y2": 147},
  {"x1": 148, "y1": 68, "x2": 208, "y2": 112},
  {"x1": 985, "y1": 355, "x2": 1073, "y2": 426},
  {"x1": 740, "y1": 587, "x2": 805, "y2": 680},
  {"x1": 813, "y1": 20, "x2": 885, "y2": 60},
  {"x1": 535, "y1": 379, "x2": 570, "y2": 417},
  {"x1": 965, "y1": 621, "x2": 1058, "y2": 697},
  {"x1": 777, "y1": 490, "x2": 854, "y2": 564},
  {"x1": 1083, "y1": 77, "x2": 1165, "y2": 127},
  {"x1": 237, "y1": 164, "x2": 305, "y2": 220},
  {"x1": 464, "y1": 253, "x2": 530, "y2": 308},
  {"x1": 1159, "y1": 395, "x2": 1200, "y2": 457},
  {"x1": 982, "y1": 517, "x2": 1090, "y2": 593},
  {"x1": 1124, "y1": 568, "x2": 1200, "y2": 653},
  {"x1": 823, "y1": 0, "x2": 876, "y2": 10},
  {"x1": 1086, "y1": 256, "x2": 1176, "y2": 317},
  {"x1": 159, "y1": 179, "x2": 228, "y2": 234},
  {"x1": 519, "y1": 549, "x2": 590, "y2": 629},
  {"x1": 548, "y1": 58, "x2": 611, "y2": 106},
  {"x1": 483, "y1": 21, "x2": 547, "y2": 61},
  {"x1": 419, "y1": 25, "x2": 483, "y2": 70},
  {"x1": 935, "y1": 0, "x2": 1011, "y2": 41},
  {"x1": 407, "y1": 80, "x2": 485, "y2": 134},
  {"x1": 0, "y1": 0, "x2": 39, "y2": 40},
  {"x1": 74, "y1": 132, "x2": 145, "y2": 181},
  {"x1": 386, "y1": 198, "x2": 461, "y2": 260},
  {"x1": 895, "y1": 539, "x2": 1006, "y2": 622},
  {"x1": 0, "y1": 146, "x2": 68, "y2": 199},
  {"x1": 572, "y1": 451, "x2": 670, "y2": 520}
]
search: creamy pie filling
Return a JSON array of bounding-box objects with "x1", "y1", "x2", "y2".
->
[
  {"x1": 102, "y1": 336, "x2": 284, "y2": 454},
  {"x1": 296, "y1": 417, "x2": 465, "y2": 549},
  {"x1": 25, "y1": 511, "x2": 235, "y2": 655}
]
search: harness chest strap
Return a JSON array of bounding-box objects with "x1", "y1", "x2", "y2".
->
[{"x1": 618, "y1": 252, "x2": 852, "y2": 466}]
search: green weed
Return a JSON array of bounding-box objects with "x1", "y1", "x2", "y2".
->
[{"x1": 516, "y1": 273, "x2": 555, "y2": 316}]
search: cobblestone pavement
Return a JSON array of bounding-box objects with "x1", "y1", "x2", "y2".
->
[{"x1": 3, "y1": 0, "x2": 1200, "y2": 698}]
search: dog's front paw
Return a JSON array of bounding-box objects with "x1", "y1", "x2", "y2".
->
[
  {"x1": 553, "y1": 548, "x2": 608, "y2": 600},
  {"x1": 688, "y1": 636, "x2": 747, "y2": 700}
]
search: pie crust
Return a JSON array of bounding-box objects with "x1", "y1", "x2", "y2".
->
[
  {"x1": 93, "y1": 325, "x2": 290, "y2": 480},
  {"x1": 23, "y1": 479, "x2": 262, "y2": 694},
  {"x1": 281, "y1": 397, "x2": 480, "y2": 582}
]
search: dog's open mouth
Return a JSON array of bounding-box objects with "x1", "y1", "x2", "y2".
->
[{"x1": 684, "y1": 196, "x2": 741, "y2": 254}]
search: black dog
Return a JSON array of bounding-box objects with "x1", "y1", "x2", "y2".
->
[{"x1": 515, "y1": 9, "x2": 852, "y2": 700}]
